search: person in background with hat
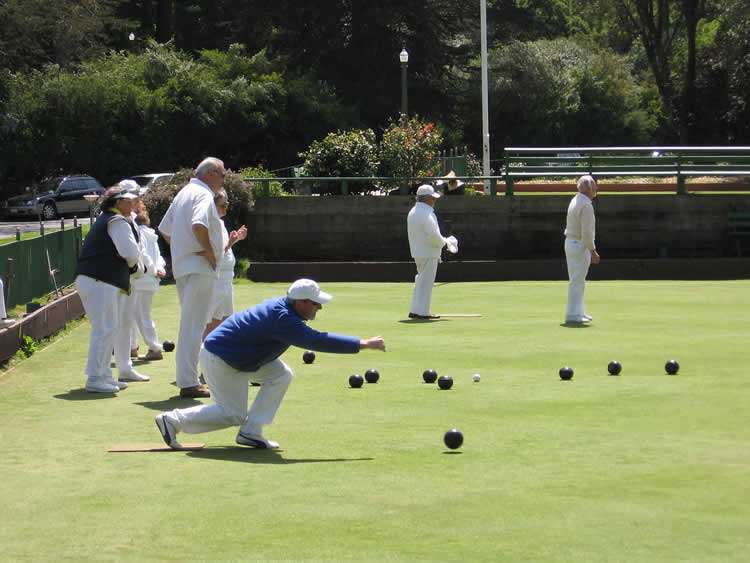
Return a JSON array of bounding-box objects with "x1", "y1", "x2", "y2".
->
[
  {"x1": 564, "y1": 175, "x2": 600, "y2": 323},
  {"x1": 437, "y1": 170, "x2": 465, "y2": 195},
  {"x1": 406, "y1": 185, "x2": 456, "y2": 320},
  {"x1": 155, "y1": 279, "x2": 386, "y2": 449},
  {"x1": 75, "y1": 185, "x2": 147, "y2": 393}
]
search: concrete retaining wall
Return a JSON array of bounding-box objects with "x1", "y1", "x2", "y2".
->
[
  {"x1": 245, "y1": 193, "x2": 750, "y2": 262},
  {"x1": 0, "y1": 291, "x2": 85, "y2": 363},
  {"x1": 247, "y1": 258, "x2": 750, "y2": 282}
]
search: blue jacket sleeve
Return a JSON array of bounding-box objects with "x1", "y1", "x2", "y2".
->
[{"x1": 274, "y1": 312, "x2": 360, "y2": 353}]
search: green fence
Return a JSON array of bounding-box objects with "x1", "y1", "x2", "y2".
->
[{"x1": 1, "y1": 227, "x2": 83, "y2": 308}]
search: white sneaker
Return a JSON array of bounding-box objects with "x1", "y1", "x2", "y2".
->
[
  {"x1": 236, "y1": 432, "x2": 280, "y2": 449},
  {"x1": 85, "y1": 378, "x2": 120, "y2": 393},
  {"x1": 583, "y1": 315, "x2": 593, "y2": 322},
  {"x1": 0, "y1": 318, "x2": 15, "y2": 328},
  {"x1": 119, "y1": 370, "x2": 150, "y2": 382},
  {"x1": 155, "y1": 413, "x2": 182, "y2": 449}
]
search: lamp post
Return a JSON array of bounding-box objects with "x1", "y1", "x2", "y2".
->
[{"x1": 399, "y1": 48, "x2": 409, "y2": 126}]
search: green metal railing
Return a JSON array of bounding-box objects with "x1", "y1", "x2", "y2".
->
[
  {"x1": 246, "y1": 176, "x2": 500, "y2": 197},
  {"x1": 247, "y1": 146, "x2": 750, "y2": 197},
  {"x1": 503, "y1": 146, "x2": 750, "y2": 195}
]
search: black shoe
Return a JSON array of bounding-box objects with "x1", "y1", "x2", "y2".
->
[{"x1": 409, "y1": 313, "x2": 440, "y2": 320}]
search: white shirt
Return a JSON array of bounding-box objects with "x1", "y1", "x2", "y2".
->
[
  {"x1": 133, "y1": 224, "x2": 166, "y2": 292},
  {"x1": 158, "y1": 178, "x2": 223, "y2": 279},
  {"x1": 407, "y1": 201, "x2": 447, "y2": 259},
  {"x1": 107, "y1": 213, "x2": 141, "y2": 267},
  {"x1": 564, "y1": 192, "x2": 596, "y2": 251},
  {"x1": 217, "y1": 220, "x2": 236, "y2": 283}
]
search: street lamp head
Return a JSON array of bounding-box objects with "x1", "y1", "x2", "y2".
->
[{"x1": 399, "y1": 48, "x2": 409, "y2": 64}]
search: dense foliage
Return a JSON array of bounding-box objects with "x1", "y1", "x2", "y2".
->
[
  {"x1": 1, "y1": 0, "x2": 749, "y2": 193},
  {"x1": 299, "y1": 129, "x2": 379, "y2": 194},
  {"x1": 0, "y1": 43, "x2": 348, "y2": 190}
]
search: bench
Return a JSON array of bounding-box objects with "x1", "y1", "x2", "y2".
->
[
  {"x1": 503, "y1": 146, "x2": 750, "y2": 195},
  {"x1": 728, "y1": 212, "x2": 750, "y2": 256}
]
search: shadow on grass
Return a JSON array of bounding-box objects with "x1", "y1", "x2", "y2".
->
[
  {"x1": 560, "y1": 322, "x2": 592, "y2": 328},
  {"x1": 134, "y1": 398, "x2": 205, "y2": 411},
  {"x1": 54, "y1": 389, "x2": 118, "y2": 400},
  {"x1": 186, "y1": 446, "x2": 374, "y2": 465}
]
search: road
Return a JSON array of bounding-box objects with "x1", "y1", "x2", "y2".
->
[{"x1": 0, "y1": 217, "x2": 92, "y2": 238}]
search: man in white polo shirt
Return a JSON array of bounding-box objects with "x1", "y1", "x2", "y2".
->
[
  {"x1": 407, "y1": 184, "x2": 456, "y2": 320},
  {"x1": 158, "y1": 157, "x2": 226, "y2": 397},
  {"x1": 564, "y1": 175, "x2": 600, "y2": 324}
]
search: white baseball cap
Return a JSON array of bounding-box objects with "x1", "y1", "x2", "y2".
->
[
  {"x1": 118, "y1": 179, "x2": 141, "y2": 194},
  {"x1": 287, "y1": 279, "x2": 333, "y2": 304},
  {"x1": 416, "y1": 184, "x2": 441, "y2": 198}
]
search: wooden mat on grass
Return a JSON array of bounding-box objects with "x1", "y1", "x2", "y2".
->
[
  {"x1": 108, "y1": 443, "x2": 204, "y2": 452},
  {"x1": 436, "y1": 313, "x2": 483, "y2": 318}
]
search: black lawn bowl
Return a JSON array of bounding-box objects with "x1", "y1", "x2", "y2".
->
[
  {"x1": 437, "y1": 375, "x2": 454, "y2": 390},
  {"x1": 423, "y1": 369, "x2": 438, "y2": 384},
  {"x1": 559, "y1": 366, "x2": 574, "y2": 381},
  {"x1": 349, "y1": 374, "x2": 364, "y2": 388},
  {"x1": 162, "y1": 340, "x2": 175, "y2": 352},
  {"x1": 364, "y1": 369, "x2": 380, "y2": 383},
  {"x1": 444, "y1": 429, "x2": 464, "y2": 450},
  {"x1": 665, "y1": 360, "x2": 680, "y2": 375},
  {"x1": 303, "y1": 350, "x2": 316, "y2": 364},
  {"x1": 608, "y1": 361, "x2": 622, "y2": 376}
]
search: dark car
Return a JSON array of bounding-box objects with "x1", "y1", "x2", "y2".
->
[{"x1": 3, "y1": 175, "x2": 104, "y2": 220}]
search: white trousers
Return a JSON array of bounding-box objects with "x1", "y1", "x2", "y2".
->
[
  {"x1": 565, "y1": 238, "x2": 591, "y2": 321},
  {"x1": 76, "y1": 275, "x2": 124, "y2": 382},
  {"x1": 130, "y1": 290, "x2": 161, "y2": 351},
  {"x1": 175, "y1": 273, "x2": 216, "y2": 389},
  {"x1": 171, "y1": 346, "x2": 293, "y2": 436},
  {"x1": 410, "y1": 257, "x2": 439, "y2": 315},
  {"x1": 113, "y1": 290, "x2": 136, "y2": 376}
]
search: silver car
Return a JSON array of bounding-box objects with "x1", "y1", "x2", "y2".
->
[{"x1": 122, "y1": 173, "x2": 174, "y2": 196}]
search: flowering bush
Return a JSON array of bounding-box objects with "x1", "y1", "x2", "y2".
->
[
  {"x1": 298, "y1": 129, "x2": 379, "y2": 194},
  {"x1": 378, "y1": 117, "x2": 443, "y2": 189}
]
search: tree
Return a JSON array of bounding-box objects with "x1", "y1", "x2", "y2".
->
[
  {"x1": 613, "y1": 0, "x2": 715, "y2": 142},
  {"x1": 0, "y1": 0, "x2": 121, "y2": 72}
]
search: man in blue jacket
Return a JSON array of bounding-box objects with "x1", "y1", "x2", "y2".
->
[{"x1": 155, "y1": 279, "x2": 386, "y2": 449}]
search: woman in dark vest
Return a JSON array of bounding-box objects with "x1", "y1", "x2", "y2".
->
[{"x1": 75, "y1": 185, "x2": 146, "y2": 393}]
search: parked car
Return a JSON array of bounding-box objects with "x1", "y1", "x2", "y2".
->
[
  {"x1": 121, "y1": 173, "x2": 174, "y2": 195},
  {"x1": 3, "y1": 175, "x2": 104, "y2": 220}
]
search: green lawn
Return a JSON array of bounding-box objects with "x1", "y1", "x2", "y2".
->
[{"x1": 1, "y1": 280, "x2": 749, "y2": 561}]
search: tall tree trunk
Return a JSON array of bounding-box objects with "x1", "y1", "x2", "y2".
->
[
  {"x1": 619, "y1": 0, "x2": 682, "y2": 139},
  {"x1": 682, "y1": 0, "x2": 700, "y2": 143},
  {"x1": 156, "y1": 0, "x2": 172, "y2": 43}
]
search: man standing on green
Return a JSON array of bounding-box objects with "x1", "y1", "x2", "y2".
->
[{"x1": 564, "y1": 175, "x2": 600, "y2": 323}]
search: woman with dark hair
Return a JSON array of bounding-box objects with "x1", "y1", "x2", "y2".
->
[{"x1": 75, "y1": 185, "x2": 147, "y2": 393}]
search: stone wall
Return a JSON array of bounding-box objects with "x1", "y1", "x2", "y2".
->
[{"x1": 245, "y1": 193, "x2": 750, "y2": 261}]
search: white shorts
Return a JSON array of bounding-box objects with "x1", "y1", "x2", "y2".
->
[{"x1": 210, "y1": 280, "x2": 233, "y2": 320}]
